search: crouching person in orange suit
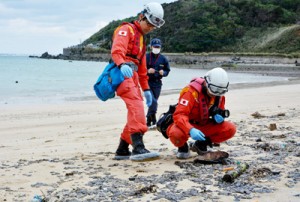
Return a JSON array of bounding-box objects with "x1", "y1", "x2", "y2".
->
[{"x1": 166, "y1": 67, "x2": 236, "y2": 159}]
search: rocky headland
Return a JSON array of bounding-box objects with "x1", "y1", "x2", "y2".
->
[{"x1": 32, "y1": 51, "x2": 300, "y2": 77}]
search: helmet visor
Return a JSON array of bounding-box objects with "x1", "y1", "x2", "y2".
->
[
  {"x1": 146, "y1": 14, "x2": 165, "y2": 28},
  {"x1": 207, "y1": 82, "x2": 229, "y2": 96}
]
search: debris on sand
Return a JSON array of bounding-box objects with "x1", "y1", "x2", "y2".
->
[
  {"x1": 222, "y1": 163, "x2": 249, "y2": 183},
  {"x1": 194, "y1": 151, "x2": 229, "y2": 164},
  {"x1": 269, "y1": 123, "x2": 277, "y2": 131},
  {"x1": 133, "y1": 185, "x2": 158, "y2": 196},
  {"x1": 251, "y1": 111, "x2": 266, "y2": 119}
]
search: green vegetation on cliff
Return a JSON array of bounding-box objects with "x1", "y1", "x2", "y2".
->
[{"x1": 81, "y1": 0, "x2": 300, "y2": 56}]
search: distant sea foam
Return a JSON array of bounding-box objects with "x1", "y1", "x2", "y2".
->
[{"x1": 0, "y1": 55, "x2": 287, "y2": 106}]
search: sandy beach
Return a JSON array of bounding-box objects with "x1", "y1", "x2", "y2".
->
[{"x1": 0, "y1": 76, "x2": 300, "y2": 201}]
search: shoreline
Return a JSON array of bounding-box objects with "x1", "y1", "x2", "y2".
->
[
  {"x1": 2, "y1": 58, "x2": 300, "y2": 107},
  {"x1": 75, "y1": 76, "x2": 300, "y2": 101},
  {"x1": 74, "y1": 65, "x2": 300, "y2": 102},
  {"x1": 1, "y1": 75, "x2": 298, "y2": 106}
]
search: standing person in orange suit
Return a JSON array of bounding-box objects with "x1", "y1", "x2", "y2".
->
[
  {"x1": 111, "y1": 2, "x2": 165, "y2": 161},
  {"x1": 166, "y1": 67, "x2": 236, "y2": 159}
]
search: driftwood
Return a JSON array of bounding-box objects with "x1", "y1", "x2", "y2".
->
[{"x1": 222, "y1": 163, "x2": 249, "y2": 183}]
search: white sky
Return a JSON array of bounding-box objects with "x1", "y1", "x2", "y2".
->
[{"x1": 0, "y1": 0, "x2": 177, "y2": 55}]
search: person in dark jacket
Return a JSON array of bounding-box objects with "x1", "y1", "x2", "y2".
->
[{"x1": 146, "y1": 38, "x2": 170, "y2": 127}]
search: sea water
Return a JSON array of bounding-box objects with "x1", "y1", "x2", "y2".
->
[{"x1": 0, "y1": 55, "x2": 287, "y2": 105}]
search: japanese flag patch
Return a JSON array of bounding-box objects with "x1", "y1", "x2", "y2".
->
[
  {"x1": 179, "y1": 98, "x2": 189, "y2": 106},
  {"x1": 118, "y1": 30, "x2": 127, "y2": 36}
]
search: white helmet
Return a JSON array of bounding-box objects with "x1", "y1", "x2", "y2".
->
[
  {"x1": 143, "y1": 2, "x2": 165, "y2": 28},
  {"x1": 204, "y1": 67, "x2": 229, "y2": 96}
]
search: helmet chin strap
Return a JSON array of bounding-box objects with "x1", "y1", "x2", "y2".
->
[
  {"x1": 203, "y1": 81, "x2": 216, "y2": 97},
  {"x1": 205, "y1": 87, "x2": 215, "y2": 97},
  {"x1": 202, "y1": 84, "x2": 211, "y2": 96},
  {"x1": 138, "y1": 14, "x2": 147, "y2": 24},
  {"x1": 207, "y1": 89, "x2": 215, "y2": 97}
]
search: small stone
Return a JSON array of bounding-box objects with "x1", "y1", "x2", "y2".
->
[
  {"x1": 269, "y1": 123, "x2": 277, "y2": 131},
  {"x1": 256, "y1": 138, "x2": 262, "y2": 142}
]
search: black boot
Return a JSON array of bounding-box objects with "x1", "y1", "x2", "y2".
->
[
  {"x1": 146, "y1": 115, "x2": 152, "y2": 127},
  {"x1": 189, "y1": 138, "x2": 212, "y2": 155},
  {"x1": 151, "y1": 114, "x2": 157, "y2": 125},
  {"x1": 176, "y1": 142, "x2": 190, "y2": 159},
  {"x1": 114, "y1": 138, "x2": 131, "y2": 160},
  {"x1": 130, "y1": 133, "x2": 159, "y2": 161},
  {"x1": 130, "y1": 133, "x2": 150, "y2": 155}
]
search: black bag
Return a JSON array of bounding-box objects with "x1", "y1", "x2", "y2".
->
[{"x1": 156, "y1": 104, "x2": 177, "y2": 139}]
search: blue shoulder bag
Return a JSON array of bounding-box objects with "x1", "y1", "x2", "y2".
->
[{"x1": 93, "y1": 62, "x2": 124, "y2": 101}]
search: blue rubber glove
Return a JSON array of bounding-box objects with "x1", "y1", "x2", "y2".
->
[
  {"x1": 214, "y1": 114, "x2": 224, "y2": 124},
  {"x1": 144, "y1": 90, "x2": 152, "y2": 107},
  {"x1": 189, "y1": 128, "x2": 206, "y2": 141},
  {"x1": 120, "y1": 64, "x2": 133, "y2": 78}
]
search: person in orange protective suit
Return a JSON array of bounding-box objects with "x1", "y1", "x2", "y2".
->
[
  {"x1": 166, "y1": 67, "x2": 236, "y2": 159},
  {"x1": 112, "y1": 2, "x2": 165, "y2": 161}
]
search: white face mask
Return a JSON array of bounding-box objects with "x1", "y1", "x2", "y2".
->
[{"x1": 152, "y1": 47, "x2": 161, "y2": 54}]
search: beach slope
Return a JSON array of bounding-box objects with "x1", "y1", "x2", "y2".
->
[{"x1": 0, "y1": 82, "x2": 299, "y2": 201}]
